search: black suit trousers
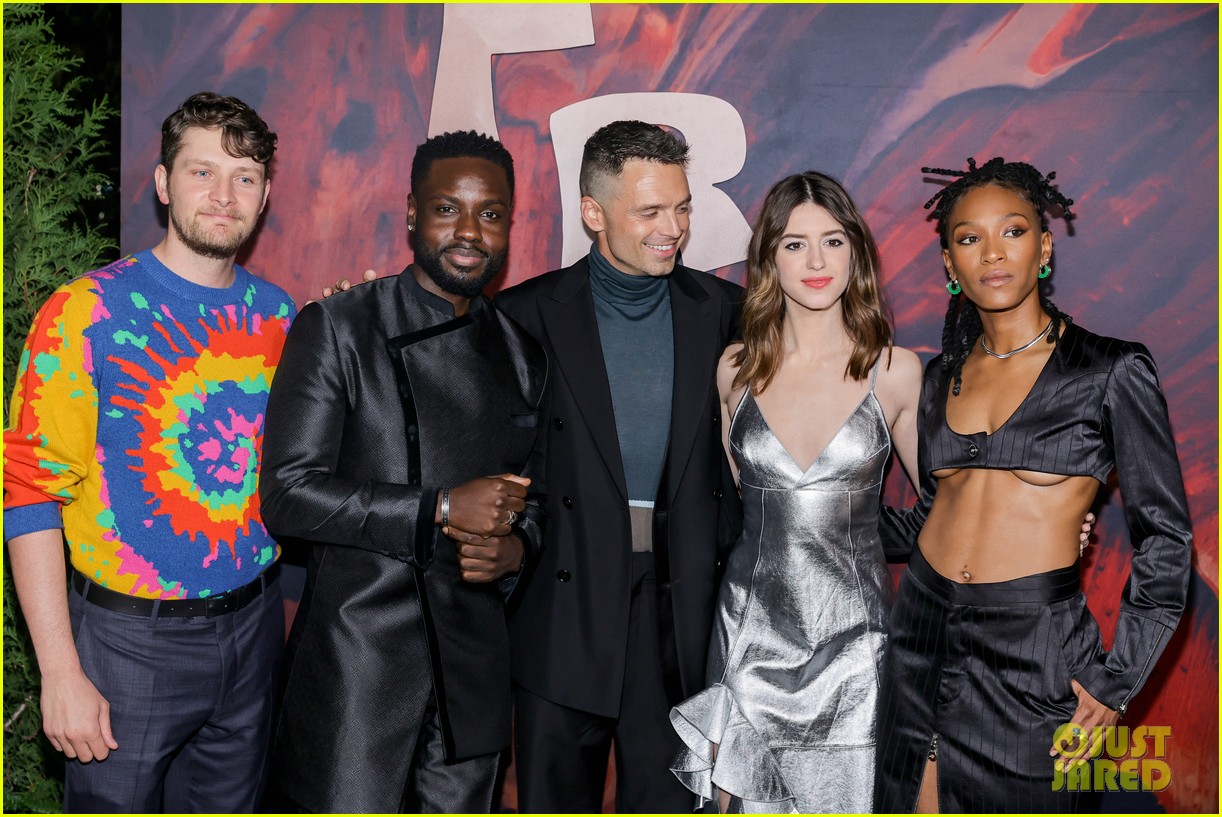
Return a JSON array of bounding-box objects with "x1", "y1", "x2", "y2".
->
[{"x1": 514, "y1": 553, "x2": 693, "y2": 814}]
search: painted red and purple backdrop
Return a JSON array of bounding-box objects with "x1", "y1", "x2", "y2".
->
[{"x1": 121, "y1": 4, "x2": 1217, "y2": 812}]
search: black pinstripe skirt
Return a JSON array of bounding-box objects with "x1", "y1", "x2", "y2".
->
[{"x1": 874, "y1": 546, "x2": 1103, "y2": 813}]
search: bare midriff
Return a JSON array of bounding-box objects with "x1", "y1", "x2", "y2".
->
[{"x1": 919, "y1": 467, "x2": 1099, "y2": 583}]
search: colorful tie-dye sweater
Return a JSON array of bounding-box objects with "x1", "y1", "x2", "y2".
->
[{"x1": 3, "y1": 250, "x2": 297, "y2": 599}]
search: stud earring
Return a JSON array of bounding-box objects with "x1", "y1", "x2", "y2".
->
[
  {"x1": 408, "y1": 224, "x2": 415, "y2": 231},
  {"x1": 1038, "y1": 263, "x2": 1052, "y2": 279},
  {"x1": 946, "y1": 279, "x2": 961, "y2": 296}
]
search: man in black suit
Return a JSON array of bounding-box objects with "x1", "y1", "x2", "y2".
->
[
  {"x1": 497, "y1": 120, "x2": 743, "y2": 812},
  {"x1": 259, "y1": 131, "x2": 547, "y2": 812}
]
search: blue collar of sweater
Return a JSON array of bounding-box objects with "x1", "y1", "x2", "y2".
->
[{"x1": 588, "y1": 244, "x2": 670, "y2": 311}]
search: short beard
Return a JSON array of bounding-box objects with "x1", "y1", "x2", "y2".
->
[
  {"x1": 168, "y1": 202, "x2": 252, "y2": 260},
  {"x1": 411, "y1": 232, "x2": 505, "y2": 297}
]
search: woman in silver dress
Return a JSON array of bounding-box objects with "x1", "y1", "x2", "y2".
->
[{"x1": 669, "y1": 171, "x2": 923, "y2": 813}]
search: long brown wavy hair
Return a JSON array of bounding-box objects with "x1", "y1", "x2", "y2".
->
[{"x1": 734, "y1": 171, "x2": 892, "y2": 393}]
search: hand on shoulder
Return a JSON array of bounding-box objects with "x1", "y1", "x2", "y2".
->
[{"x1": 306, "y1": 268, "x2": 379, "y2": 305}]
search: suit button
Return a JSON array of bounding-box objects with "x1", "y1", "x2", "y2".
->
[
  {"x1": 711, "y1": 414, "x2": 720, "y2": 426},
  {"x1": 553, "y1": 418, "x2": 564, "y2": 430},
  {"x1": 562, "y1": 496, "x2": 574, "y2": 509},
  {"x1": 557, "y1": 569, "x2": 571, "y2": 582},
  {"x1": 713, "y1": 487, "x2": 723, "y2": 500},
  {"x1": 967, "y1": 443, "x2": 980, "y2": 458}
]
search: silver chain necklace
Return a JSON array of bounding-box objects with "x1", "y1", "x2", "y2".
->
[{"x1": 980, "y1": 318, "x2": 1053, "y2": 359}]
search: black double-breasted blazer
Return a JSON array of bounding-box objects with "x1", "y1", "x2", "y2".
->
[
  {"x1": 497, "y1": 257, "x2": 743, "y2": 717},
  {"x1": 259, "y1": 272, "x2": 547, "y2": 812}
]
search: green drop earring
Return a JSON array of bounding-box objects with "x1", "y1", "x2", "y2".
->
[
  {"x1": 946, "y1": 279, "x2": 961, "y2": 296},
  {"x1": 1038, "y1": 263, "x2": 1052, "y2": 279}
]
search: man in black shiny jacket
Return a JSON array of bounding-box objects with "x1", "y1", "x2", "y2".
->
[{"x1": 258, "y1": 131, "x2": 547, "y2": 812}]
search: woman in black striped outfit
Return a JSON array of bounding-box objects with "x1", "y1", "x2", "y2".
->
[{"x1": 874, "y1": 157, "x2": 1192, "y2": 813}]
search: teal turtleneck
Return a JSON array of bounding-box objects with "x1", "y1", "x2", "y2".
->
[{"x1": 588, "y1": 244, "x2": 674, "y2": 506}]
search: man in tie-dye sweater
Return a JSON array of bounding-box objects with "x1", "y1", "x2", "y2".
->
[{"x1": 3, "y1": 92, "x2": 295, "y2": 812}]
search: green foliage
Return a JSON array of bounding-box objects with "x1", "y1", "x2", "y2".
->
[
  {"x1": 3, "y1": 3, "x2": 116, "y2": 402},
  {"x1": 3, "y1": 4, "x2": 116, "y2": 811}
]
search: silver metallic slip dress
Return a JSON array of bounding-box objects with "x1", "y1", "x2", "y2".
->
[{"x1": 671, "y1": 367, "x2": 892, "y2": 813}]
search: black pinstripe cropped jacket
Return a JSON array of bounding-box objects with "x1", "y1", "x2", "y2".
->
[{"x1": 882, "y1": 321, "x2": 1193, "y2": 715}]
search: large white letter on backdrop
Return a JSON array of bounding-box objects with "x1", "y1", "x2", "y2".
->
[
  {"x1": 430, "y1": 4, "x2": 596, "y2": 137},
  {"x1": 551, "y1": 93, "x2": 751, "y2": 271}
]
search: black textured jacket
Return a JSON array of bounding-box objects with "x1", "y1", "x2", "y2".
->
[{"x1": 259, "y1": 271, "x2": 547, "y2": 811}]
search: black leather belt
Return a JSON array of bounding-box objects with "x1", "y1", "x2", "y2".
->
[{"x1": 71, "y1": 563, "x2": 279, "y2": 618}]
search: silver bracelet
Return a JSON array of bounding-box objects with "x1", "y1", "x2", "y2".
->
[{"x1": 440, "y1": 488, "x2": 450, "y2": 528}]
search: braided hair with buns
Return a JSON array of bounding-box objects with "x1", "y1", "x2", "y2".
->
[{"x1": 921, "y1": 157, "x2": 1075, "y2": 396}]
